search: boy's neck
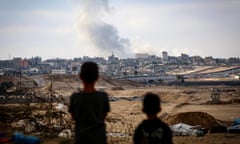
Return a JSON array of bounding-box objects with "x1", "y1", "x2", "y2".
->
[
  {"x1": 147, "y1": 115, "x2": 157, "y2": 120},
  {"x1": 83, "y1": 82, "x2": 96, "y2": 93}
]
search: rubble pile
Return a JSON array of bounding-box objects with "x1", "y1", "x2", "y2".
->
[
  {"x1": 164, "y1": 112, "x2": 220, "y2": 128},
  {"x1": 0, "y1": 103, "x2": 73, "y2": 138}
]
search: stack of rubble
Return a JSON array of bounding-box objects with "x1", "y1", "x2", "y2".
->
[{"x1": 0, "y1": 103, "x2": 73, "y2": 138}]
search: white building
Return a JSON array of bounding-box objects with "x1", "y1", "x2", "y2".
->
[{"x1": 51, "y1": 69, "x2": 66, "y2": 75}]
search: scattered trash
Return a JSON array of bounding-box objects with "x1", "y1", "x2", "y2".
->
[
  {"x1": 109, "y1": 96, "x2": 143, "y2": 102},
  {"x1": 107, "y1": 132, "x2": 129, "y2": 138},
  {"x1": 0, "y1": 104, "x2": 73, "y2": 138},
  {"x1": 171, "y1": 123, "x2": 205, "y2": 136},
  {"x1": 0, "y1": 132, "x2": 10, "y2": 143},
  {"x1": 228, "y1": 124, "x2": 240, "y2": 134},
  {"x1": 227, "y1": 118, "x2": 240, "y2": 133},
  {"x1": 233, "y1": 118, "x2": 240, "y2": 126},
  {"x1": 0, "y1": 137, "x2": 10, "y2": 143},
  {"x1": 12, "y1": 132, "x2": 41, "y2": 144},
  {"x1": 55, "y1": 103, "x2": 65, "y2": 111},
  {"x1": 58, "y1": 129, "x2": 72, "y2": 138},
  {"x1": 11, "y1": 120, "x2": 26, "y2": 128}
]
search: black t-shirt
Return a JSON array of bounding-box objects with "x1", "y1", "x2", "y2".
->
[
  {"x1": 133, "y1": 118, "x2": 173, "y2": 144},
  {"x1": 68, "y1": 91, "x2": 110, "y2": 144}
]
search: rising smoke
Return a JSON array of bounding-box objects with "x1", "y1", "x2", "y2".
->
[{"x1": 78, "y1": 0, "x2": 132, "y2": 58}]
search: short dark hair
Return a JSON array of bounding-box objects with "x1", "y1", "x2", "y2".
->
[
  {"x1": 80, "y1": 61, "x2": 99, "y2": 83},
  {"x1": 143, "y1": 93, "x2": 161, "y2": 115}
]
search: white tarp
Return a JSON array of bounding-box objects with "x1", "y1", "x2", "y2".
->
[{"x1": 171, "y1": 123, "x2": 203, "y2": 136}]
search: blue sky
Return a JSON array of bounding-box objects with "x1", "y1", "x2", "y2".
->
[{"x1": 1, "y1": 0, "x2": 240, "y2": 60}]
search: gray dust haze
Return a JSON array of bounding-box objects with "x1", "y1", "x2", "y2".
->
[{"x1": 78, "y1": 0, "x2": 132, "y2": 58}]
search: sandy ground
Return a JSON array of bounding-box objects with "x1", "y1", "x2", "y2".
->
[
  {"x1": 1, "y1": 75, "x2": 240, "y2": 144},
  {"x1": 104, "y1": 86, "x2": 240, "y2": 144},
  {"x1": 106, "y1": 86, "x2": 240, "y2": 121},
  {"x1": 41, "y1": 85, "x2": 240, "y2": 144}
]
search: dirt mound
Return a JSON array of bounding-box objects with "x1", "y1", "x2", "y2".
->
[
  {"x1": 164, "y1": 112, "x2": 220, "y2": 128},
  {"x1": 50, "y1": 75, "x2": 79, "y2": 83},
  {"x1": 98, "y1": 74, "x2": 144, "y2": 88},
  {"x1": 39, "y1": 74, "x2": 143, "y2": 89}
]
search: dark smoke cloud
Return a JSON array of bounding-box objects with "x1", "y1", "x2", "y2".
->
[{"x1": 78, "y1": 0, "x2": 132, "y2": 58}]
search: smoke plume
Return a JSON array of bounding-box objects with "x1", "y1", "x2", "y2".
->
[{"x1": 78, "y1": 0, "x2": 132, "y2": 58}]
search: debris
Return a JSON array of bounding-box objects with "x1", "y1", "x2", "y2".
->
[
  {"x1": 107, "y1": 132, "x2": 129, "y2": 138},
  {"x1": 0, "y1": 104, "x2": 73, "y2": 138},
  {"x1": 171, "y1": 123, "x2": 205, "y2": 136},
  {"x1": 0, "y1": 132, "x2": 10, "y2": 143},
  {"x1": 12, "y1": 132, "x2": 41, "y2": 144},
  {"x1": 233, "y1": 118, "x2": 240, "y2": 126},
  {"x1": 109, "y1": 96, "x2": 143, "y2": 102},
  {"x1": 55, "y1": 103, "x2": 67, "y2": 111},
  {"x1": 58, "y1": 129, "x2": 72, "y2": 138},
  {"x1": 228, "y1": 124, "x2": 240, "y2": 133},
  {"x1": 227, "y1": 118, "x2": 240, "y2": 133}
]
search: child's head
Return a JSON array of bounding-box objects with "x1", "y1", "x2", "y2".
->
[
  {"x1": 142, "y1": 92, "x2": 161, "y2": 116},
  {"x1": 80, "y1": 61, "x2": 99, "y2": 83}
]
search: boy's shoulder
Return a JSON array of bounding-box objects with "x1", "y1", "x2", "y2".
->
[
  {"x1": 70, "y1": 91, "x2": 108, "y2": 97},
  {"x1": 141, "y1": 118, "x2": 170, "y2": 128},
  {"x1": 96, "y1": 90, "x2": 108, "y2": 96}
]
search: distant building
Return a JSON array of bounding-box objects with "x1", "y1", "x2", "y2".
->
[
  {"x1": 19, "y1": 59, "x2": 29, "y2": 68},
  {"x1": 191, "y1": 56, "x2": 204, "y2": 66},
  {"x1": 51, "y1": 69, "x2": 66, "y2": 75},
  {"x1": 108, "y1": 53, "x2": 119, "y2": 64},
  {"x1": 39, "y1": 62, "x2": 52, "y2": 74},
  {"x1": 179, "y1": 53, "x2": 191, "y2": 65},
  {"x1": 168, "y1": 56, "x2": 178, "y2": 64},
  {"x1": 135, "y1": 53, "x2": 149, "y2": 59},
  {"x1": 162, "y1": 51, "x2": 169, "y2": 64},
  {"x1": 205, "y1": 56, "x2": 216, "y2": 65},
  {"x1": 28, "y1": 56, "x2": 42, "y2": 66},
  {"x1": 70, "y1": 61, "x2": 81, "y2": 75}
]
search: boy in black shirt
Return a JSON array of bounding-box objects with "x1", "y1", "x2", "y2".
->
[
  {"x1": 133, "y1": 92, "x2": 173, "y2": 144},
  {"x1": 68, "y1": 62, "x2": 110, "y2": 144}
]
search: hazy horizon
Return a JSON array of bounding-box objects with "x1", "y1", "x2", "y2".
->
[{"x1": 1, "y1": 0, "x2": 240, "y2": 60}]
